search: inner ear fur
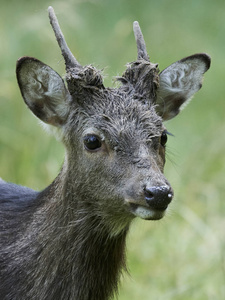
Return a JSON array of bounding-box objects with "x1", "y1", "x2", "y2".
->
[
  {"x1": 16, "y1": 57, "x2": 71, "y2": 126},
  {"x1": 156, "y1": 53, "x2": 211, "y2": 120}
]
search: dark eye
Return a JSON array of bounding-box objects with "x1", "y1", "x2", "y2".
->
[
  {"x1": 83, "y1": 134, "x2": 102, "y2": 151},
  {"x1": 160, "y1": 130, "x2": 168, "y2": 147}
]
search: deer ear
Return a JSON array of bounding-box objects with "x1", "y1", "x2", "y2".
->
[
  {"x1": 16, "y1": 57, "x2": 71, "y2": 126},
  {"x1": 156, "y1": 53, "x2": 211, "y2": 121}
]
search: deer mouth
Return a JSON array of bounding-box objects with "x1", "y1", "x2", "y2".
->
[
  {"x1": 128, "y1": 203, "x2": 167, "y2": 220},
  {"x1": 124, "y1": 184, "x2": 173, "y2": 220}
]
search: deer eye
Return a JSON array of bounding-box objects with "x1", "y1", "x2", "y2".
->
[
  {"x1": 160, "y1": 130, "x2": 168, "y2": 147},
  {"x1": 83, "y1": 134, "x2": 102, "y2": 151}
]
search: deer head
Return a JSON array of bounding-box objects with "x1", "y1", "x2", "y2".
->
[{"x1": 16, "y1": 7, "x2": 210, "y2": 235}]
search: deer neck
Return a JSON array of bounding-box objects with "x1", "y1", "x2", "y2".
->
[{"x1": 25, "y1": 166, "x2": 129, "y2": 300}]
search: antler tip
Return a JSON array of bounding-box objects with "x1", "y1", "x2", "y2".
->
[
  {"x1": 48, "y1": 6, "x2": 54, "y2": 16},
  {"x1": 133, "y1": 21, "x2": 139, "y2": 29}
]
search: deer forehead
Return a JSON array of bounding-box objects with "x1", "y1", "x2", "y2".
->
[{"x1": 68, "y1": 91, "x2": 163, "y2": 147}]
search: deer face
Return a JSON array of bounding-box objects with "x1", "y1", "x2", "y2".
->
[
  {"x1": 62, "y1": 87, "x2": 172, "y2": 223},
  {"x1": 16, "y1": 7, "x2": 210, "y2": 231}
]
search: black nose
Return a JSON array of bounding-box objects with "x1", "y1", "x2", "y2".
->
[{"x1": 144, "y1": 186, "x2": 173, "y2": 210}]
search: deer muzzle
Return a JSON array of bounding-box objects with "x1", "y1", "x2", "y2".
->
[
  {"x1": 143, "y1": 185, "x2": 173, "y2": 210},
  {"x1": 125, "y1": 183, "x2": 174, "y2": 220}
]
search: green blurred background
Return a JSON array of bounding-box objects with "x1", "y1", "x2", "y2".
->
[{"x1": 0, "y1": 0, "x2": 224, "y2": 299}]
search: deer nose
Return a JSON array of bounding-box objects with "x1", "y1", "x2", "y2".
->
[{"x1": 144, "y1": 186, "x2": 173, "y2": 211}]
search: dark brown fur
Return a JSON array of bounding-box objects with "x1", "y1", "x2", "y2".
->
[{"x1": 0, "y1": 7, "x2": 210, "y2": 300}]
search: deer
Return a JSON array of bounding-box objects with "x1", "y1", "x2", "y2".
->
[{"x1": 0, "y1": 6, "x2": 210, "y2": 300}]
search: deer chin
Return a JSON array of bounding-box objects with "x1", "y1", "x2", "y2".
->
[{"x1": 128, "y1": 203, "x2": 167, "y2": 220}]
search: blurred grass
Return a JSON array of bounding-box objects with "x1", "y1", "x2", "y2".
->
[{"x1": 0, "y1": 0, "x2": 225, "y2": 299}]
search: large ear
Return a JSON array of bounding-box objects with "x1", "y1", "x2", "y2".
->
[
  {"x1": 16, "y1": 57, "x2": 71, "y2": 126},
  {"x1": 156, "y1": 53, "x2": 211, "y2": 120}
]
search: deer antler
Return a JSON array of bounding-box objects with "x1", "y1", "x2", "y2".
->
[
  {"x1": 133, "y1": 21, "x2": 150, "y2": 62},
  {"x1": 48, "y1": 6, "x2": 81, "y2": 70}
]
